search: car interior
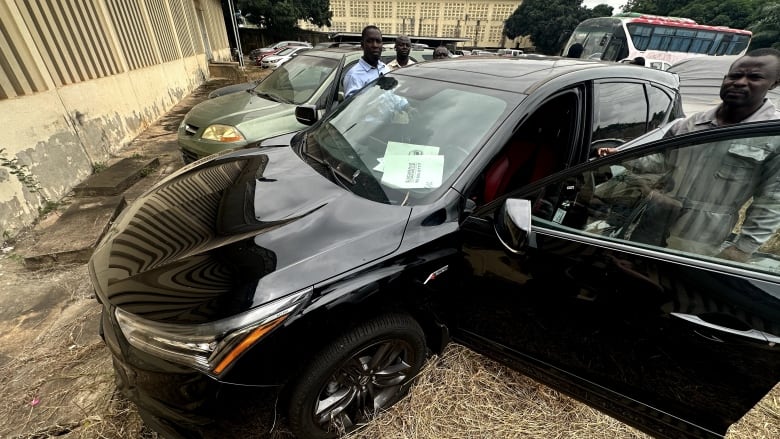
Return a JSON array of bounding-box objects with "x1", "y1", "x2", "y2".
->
[{"x1": 480, "y1": 93, "x2": 579, "y2": 204}]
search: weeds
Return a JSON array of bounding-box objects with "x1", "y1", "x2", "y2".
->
[{"x1": 92, "y1": 162, "x2": 108, "y2": 173}]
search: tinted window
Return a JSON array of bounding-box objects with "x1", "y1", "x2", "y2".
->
[
  {"x1": 647, "y1": 85, "x2": 673, "y2": 130},
  {"x1": 532, "y1": 132, "x2": 780, "y2": 275},
  {"x1": 592, "y1": 82, "x2": 647, "y2": 147}
]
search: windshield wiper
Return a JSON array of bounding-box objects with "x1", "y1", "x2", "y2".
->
[
  {"x1": 253, "y1": 90, "x2": 292, "y2": 104},
  {"x1": 302, "y1": 146, "x2": 356, "y2": 186}
]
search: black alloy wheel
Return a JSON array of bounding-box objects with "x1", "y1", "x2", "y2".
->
[{"x1": 287, "y1": 313, "x2": 427, "y2": 438}]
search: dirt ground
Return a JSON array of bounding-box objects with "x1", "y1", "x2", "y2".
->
[{"x1": 0, "y1": 77, "x2": 778, "y2": 439}]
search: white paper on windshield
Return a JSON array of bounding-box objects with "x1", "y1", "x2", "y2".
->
[
  {"x1": 384, "y1": 141, "x2": 440, "y2": 157},
  {"x1": 378, "y1": 142, "x2": 444, "y2": 188},
  {"x1": 381, "y1": 154, "x2": 444, "y2": 189}
]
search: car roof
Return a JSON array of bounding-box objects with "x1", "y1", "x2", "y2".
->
[
  {"x1": 296, "y1": 47, "x2": 363, "y2": 60},
  {"x1": 391, "y1": 56, "x2": 680, "y2": 94}
]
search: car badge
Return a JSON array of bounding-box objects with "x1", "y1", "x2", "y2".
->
[{"x1": 423, "y1": 265, "x2": 448, "y2": 285}]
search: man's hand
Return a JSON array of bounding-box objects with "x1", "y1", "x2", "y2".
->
[
  {"x1": 716, "y1": 245, "x2": 751, "y2": 263},
  {"x1": 597, "y1": 147, "x2": 619, "y2": 157}
]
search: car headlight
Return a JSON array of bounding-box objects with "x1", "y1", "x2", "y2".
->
[
  {"x1": 115, "y1": 287, "x2": 311, "y2": 376},
  {"x1": 201, "y1": 124, "x2": 245, "y2": 142}
]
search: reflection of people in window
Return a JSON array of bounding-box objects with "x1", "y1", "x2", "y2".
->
[{"x1": 597, "y1": 49, "x2": 780, "y2": 262}]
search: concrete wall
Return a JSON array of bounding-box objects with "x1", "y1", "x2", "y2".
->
[{"x1": 0, "y1": 0, "x2": 231, "y2": 238}]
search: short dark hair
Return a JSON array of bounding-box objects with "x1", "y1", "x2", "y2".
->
[
  {"x1": 743, "y1": 48, "x2": 780, "y2": 77},
  {"x1": 361, "y1": 25, "x2": 381, "y2": 40}
]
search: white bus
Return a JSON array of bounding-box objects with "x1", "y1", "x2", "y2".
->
[{"x1": 563, "y1": 13, "x2": 752, "y2": 68}]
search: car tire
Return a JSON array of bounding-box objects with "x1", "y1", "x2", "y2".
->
[{"x1": 287, "y1": 313, "x2": 427, "y2": 438}]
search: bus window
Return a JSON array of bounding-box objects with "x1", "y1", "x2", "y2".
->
[
  {"x1": 690, "y1": 31, "x2": 715, "y2": 54},
  {"x1": 628, "y1": 24, "x2": 652, "y2": 51}
]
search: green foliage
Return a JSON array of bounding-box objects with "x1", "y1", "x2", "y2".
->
[
  {"x1": 0, "y1": 148, "x2": 44, "y2": 196},
  {"x1": 504, "y1": 0, "x2": 612, "y2": 55},
  {"x1": 92, "y1": 162, "x2": 107, "y2": 173},
  {"x1": 237, "y1": 0, "x2": 332, "y2": 33},
  {"x1": 749, "y1": 2, "x2": 780, "y2": 50},
  {"x1": 38, "y1": 200, "x2": 62, "y2": 217}
]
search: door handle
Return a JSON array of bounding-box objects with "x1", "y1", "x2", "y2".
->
[{"x1": 671, "y1": 312, "x2": 780, "y2": 345}]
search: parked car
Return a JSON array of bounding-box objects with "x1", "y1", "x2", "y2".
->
[
  {"x1": 471, "y1": 49, "x2": 497, "y2": 56},
  {"x1": 248, "y1": 41, "x2": 311, "y2": 61},
  {"x1": 207, "y1": 79, "x2": 261, "y2": 99},
  {"x1": 179, "y1": 48, "x2": 362, "y2": 163},
  {"x1": 669, "y1": 55, "x2": 780, "y2": 115},
  {"x1": 497, "y1": 48, "x2": 524, "y2": 57},
  {"x1": 89, "y1": 59, "x2": 773, "y2": 439},
  {"x1": 260, "y1": 46, "x2": 310, "y2": 69},
  {"x1": 178, "y1": 48, "x2": 431, "y2": 164}
]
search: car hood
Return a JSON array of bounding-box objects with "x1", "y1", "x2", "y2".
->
[
  {"x1": 184, "y1": 92, "x2": 305, "y2": 139},
  {"x1": 89, "y1": 146, "x2": 412, "y2": 323}
]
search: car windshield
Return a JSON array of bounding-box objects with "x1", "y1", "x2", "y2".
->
[
  {"x1": 300, "y1": 75, "x2": 516, "y2": 206},
  {"x1": 277, "y1": 47, "x2": 296, "y2": 56},
  {"x1": 254, "y1": 55, "x2": 339, "y2": 105}
]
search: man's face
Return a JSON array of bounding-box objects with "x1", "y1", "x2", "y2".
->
[
  {"x1": 395, "y1": 38, "x2": 411, "y2": 58},
  {"x1": 361, "y1": 29, "x2": 383, "y2": 64},
  {"x1": 720, "y1": 55, "x2": 780, "y2": 109}
]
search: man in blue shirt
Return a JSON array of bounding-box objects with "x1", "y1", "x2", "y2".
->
[{"x1": 343, "y1": 25, "x2": 387, "y2": 99}]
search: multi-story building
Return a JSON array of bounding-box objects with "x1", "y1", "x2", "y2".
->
[{"x1": 298, "y1": 0, "x2": 529, "y2": 49}]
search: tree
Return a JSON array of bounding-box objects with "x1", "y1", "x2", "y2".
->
[
  {"x1": 624, "y1": 0, "x2": 759, "y2": 29},
  {"x1": 749, "y1": 2, "x2": 780, "y2": 49},
  {"x1": 504, "y1": 0, "x2": 612, "y2": 55},
  {"x1": 237, "y1": 0, "x2": 332, "y2": 32}
]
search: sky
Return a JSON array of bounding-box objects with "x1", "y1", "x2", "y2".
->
[{"x1": 582, "y1": 0, "x2": 625, "y2": 13}]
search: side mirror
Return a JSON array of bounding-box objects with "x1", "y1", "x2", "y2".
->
[
  {"x1": 295, "y1": 104, "x2": 318, "y2": 126},
  {"x1": 494, "y1": 199, "x2": 532, "y2": 253}
]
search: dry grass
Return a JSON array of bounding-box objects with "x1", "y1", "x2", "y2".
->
[
  {"x1": 347, "y1": 344, "x2": 780, "y2": 439},
  {"x1": 348, "y1": 344, "x2": 651, "y2": 439}
]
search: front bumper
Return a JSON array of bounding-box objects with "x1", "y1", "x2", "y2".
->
[{"x1": 100, "y1": 306, "x2": 280, "y2": 437}]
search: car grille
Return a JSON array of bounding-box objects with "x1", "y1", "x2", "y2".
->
[{"x1": 184, "y1": 124, "x2": 199, "y2": 136}]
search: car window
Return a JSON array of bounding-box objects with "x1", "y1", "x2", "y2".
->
[
  {"x1": 478, "y1": 90, "x2": 580, "y2": 204},
  {"x1": 255, "y1": 55, "x2": 339, "y2": 105},
  {"x1": 591, "y1": 82, "x2": 647, "y2": 149},
  {"x1": 647, "y1": 85, "x2": 675, "y2": 130},
  {"x1": 529, "y1": 130, "x2": 780, "y2": 275},
  {"x1": 337, "y1": 59, "x2": 359, "y2": 98}
]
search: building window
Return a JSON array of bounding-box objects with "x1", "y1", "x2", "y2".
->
[
  {"x1": 349, "y1": 1, "x2": 369, "y2": 18},
  {"x1": 443, "y1": 3, "x2": 465, "y2": 20},
  {"x1": 397, "y1": 2, "x2": 416, "y2": 17},
  {"x1": 350, "y1": 22, "x2": 369, "y2": 32},
  {"x1": 331, "y1": 21, "x2": 347, "y2": 32},
  {"x1": 467, "y1": 3, "x2": 489, "y2": 21},
  {"x1": 421, "y1": 23, "x2": 436, "y2": 36},
  {"x1": 331, "y1": 0, "x2": 346, "y2": 17},
  {"x1": 420, "y1": 2, "x2": 440, "y2": 19},
  {"x1": 491, "y1": 3, "x2": 516, "y2": 21},
  {"x1": 372, "y1": 2, "x2": 393, "y2": 19}
]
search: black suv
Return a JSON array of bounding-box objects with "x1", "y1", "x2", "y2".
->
[{"x1": 90, "y1": 58, "x2": 778, "y2": 439}]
